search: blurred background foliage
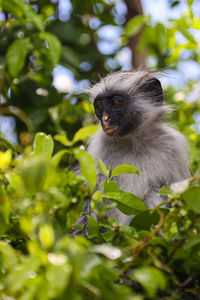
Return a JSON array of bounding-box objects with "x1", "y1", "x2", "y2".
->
[{"x1": 0, "y1": 0, "x2": 200, "y2": 299}]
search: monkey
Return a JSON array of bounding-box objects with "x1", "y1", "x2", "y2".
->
[{"x1": 72, "y1": 70, "x2": 190, "y2": 234}]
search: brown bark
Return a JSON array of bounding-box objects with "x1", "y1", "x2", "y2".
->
[{"x1": 124, "y1": 0, "x2": 146, "y2": 69}]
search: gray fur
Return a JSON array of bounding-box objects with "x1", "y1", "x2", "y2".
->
[{"x1": 86, "y1": 71, "x2": 190, "y2": 225}]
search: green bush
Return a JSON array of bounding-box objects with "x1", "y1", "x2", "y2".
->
[{"x1": 0, "y1": 132, "x2": 200, "y2": 299}]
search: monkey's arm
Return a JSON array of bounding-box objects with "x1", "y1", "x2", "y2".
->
[
  {"x1": 71, "y1": 172, "x2": 104, "y2": 237},
  {"x1": 71, "y1": 199, "x2": 97, "y2": 236}
]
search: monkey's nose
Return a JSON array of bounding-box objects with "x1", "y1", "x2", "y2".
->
[{"x1": 102, "y1": 114, "x2": 110, "y2": 124}]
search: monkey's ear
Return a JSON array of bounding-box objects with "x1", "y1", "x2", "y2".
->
[{"x1": 141, "y1": 77, "x2": 164, "y2": 104}]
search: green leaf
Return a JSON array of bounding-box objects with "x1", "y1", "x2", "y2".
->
[
  {"x1": 182, "y1": 186, "x2": 200, "y2": 213},
  {"x1": 0, "y1": 149, "x2": 12, "y2": 171},
  {"x1": 187, "y1": 0, "x2": 194, "y2": 6},
  {"x1": 16, "y1": 156, "x2": 47, "y2": 194},
  {"x1": 184, "y1": 236, "x2": 200, "y2": 250},
  {"x1": 6, "y1": 38, "x2": 32, "y2": 77},
  {"x1": 39, "y1": 224, "x2": 55, "y2": 248},
  {"x1": 92, "y1": 190, "x2": 102, "y2": 202},
  {"x1": 20, "y1": 1, "x2": 43, "y2": 31},
  {"x1": 52, "y1": 149, "x2": 70, "y2": 166},
  {"x1": 192, "y1": 18, "x2": 200, "y2": 29},
  {"x1": 98, "y1": 158, "x2": 109, "y2": 178},
  {"x1": 38, "y1": 32, "x2": 61, "y2": 66},
  {"x1": 54, "y1": 134, "x2": 73, "y2": 147},
  {"x1": 158, "y1": 186, "x2": 173, "y2": 196},
  {"x1": 72, "y1": 125, "x2": 100, "y2": 144},
  {"x1": 0, "y1": 242, "x2": 18, "y2": 269},
  {"x1": 75, "y1": 149, "x2": 97, "y2": 193},
  {"x1": 61, "y1": 46, "x2": 80, "y2": 68},
  {"x1": 104, "y1": 181, "x2": 119, "y2": 193},
  {"x1": 171, "y1": 1, "x2": 180, "y2": 7},
  {"x1": 132, "y1": 267, "x2": 167, "y2": 298},
  {"x1": 125, "y1": 15, "x2": 145, "y2": 37},
  {"x1": 33, "y1": 132, "x2": 54, "y2": 159},
  {"x1": 3, "y1": 0, "x2": 44, "y2": 31},
  {"x1": 44, "y1": 263, "x2": 72, "y2": 297},
  {"x1": 104, "y1": 190, "x2": 147, "y2": 215},
  {"x1": 88, "y1": 216, "x2": 99, "y2": 238},
  {"x1": 130, "y1": 209, "x2": 169, "y2": 230},
  {"x1": 7, "y1": 257, "x2": 40, "y2": 292},
  {"x1": 111, "y1": 164, "x2": 139, "y2": 177}
]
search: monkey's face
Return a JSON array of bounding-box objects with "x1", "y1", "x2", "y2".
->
[{"x1": 94, "y1": 90, "x2": 141, "y2": 137}]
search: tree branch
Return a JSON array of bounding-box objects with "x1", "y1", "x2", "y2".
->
[{"x1": 124, "y1": 0, "x2": 146, "y2": 69}]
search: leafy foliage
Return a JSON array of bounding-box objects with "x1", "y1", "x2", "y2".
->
[
  {"x1": 0, "y1": 0, "x2": 200, "y2": 299},
  {"x1": 0, "y1": 133, "x2": 200, "y2": 299}
]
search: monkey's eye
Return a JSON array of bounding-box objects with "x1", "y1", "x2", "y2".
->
[
  {"x1": 96, "y1": 104, "x2": 103, "y2": 113},
  {"x1": 112, "y1": 100, "x2": 121, "y2": 108}
]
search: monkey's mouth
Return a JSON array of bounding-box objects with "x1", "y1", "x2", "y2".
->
[{"x1": 104, "y1": 126, "x2": 118, "y2": 135}]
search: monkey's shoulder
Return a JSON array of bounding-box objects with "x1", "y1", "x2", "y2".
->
[{"x1": 87, "y1": 126, "x2": 189, "y2": 177}]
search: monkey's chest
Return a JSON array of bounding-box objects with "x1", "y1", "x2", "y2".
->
[
  {"x1": 88, "y1": 136, "x2": 164, "y2": 199},
  {"x1": 97, "y1": 150, "x2": 153, "y2": 199}
]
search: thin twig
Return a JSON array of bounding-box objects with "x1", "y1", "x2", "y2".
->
[
  {"x1": 118, "y1": 207, "x2": 164, "y2": 277},
  {"x1": 171, "y1": 273, "x2": 196, "y2": 298},
  {"x1": 165, "y1": 238, "x2": 185, "y2": 264}
]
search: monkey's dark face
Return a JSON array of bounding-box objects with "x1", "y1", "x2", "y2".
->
[{"x1": 94, "y1": 90, "x2": 141, "y2": 137}]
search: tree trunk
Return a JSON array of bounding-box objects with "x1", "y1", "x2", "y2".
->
[{"x1": 124, "y1": 0, "x2": 146, "y2": 69}]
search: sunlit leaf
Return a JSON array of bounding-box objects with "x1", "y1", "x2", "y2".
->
[
  {"x1": 16, "y1": 156, "x2": 47, "y2": 194},
  {"x1": 75, "y1": 149, "x2": 97, "y2": 193},
  {"x1": 0, "y1": 242, "x2": 18, "y2": 269},
  {"x1": 0, "y1": 149, "x2": 12, "y2": 170},
  {"x1": 98, "y1": 158, "x2": 109, "y2": 178},
  {"x1": 72, "y1": 125, "x2": 100, "y2": 144},
  {"x1": 125, "y1": 15, "x2": 146, "y2": 37},
  {"x1": 33, "y1": 132, "x2": 54, "y2": 159},
  {"x1": 54, "y1": 134, "x2": 73, "y2": 147},
  {"x1": 111, "y1": 164, "x2": 139, "y2": 177},
  {"x1": 39, "y1": 224, "x2": 55, "y2": 248},
  {"x1": 7, "y1": 257, "x2": 40, "y2": 292},
  {"x1": 192, "y1": 18, "x2": 200, "y2": 29},
  {"x1": 158, "y1": 186, "x2": 173, "y2": 196}
]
